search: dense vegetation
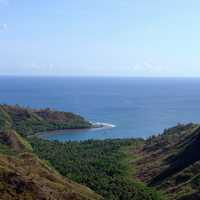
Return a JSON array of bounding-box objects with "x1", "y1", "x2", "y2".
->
[
  {"x1": 30, "y1": 137, "x2": 165, "y2": 200},
  {"x1": 0, "y1": 104, "x2": 92, "y2": 136}
]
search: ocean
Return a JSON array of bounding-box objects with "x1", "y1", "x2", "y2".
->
[{"x1": 1, "y1": 76, "x2": 200, "y2": 141}]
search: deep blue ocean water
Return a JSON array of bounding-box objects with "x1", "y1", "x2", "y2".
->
[{"x1": 1, "y1": 76, "x2": 200, "y2": 141}]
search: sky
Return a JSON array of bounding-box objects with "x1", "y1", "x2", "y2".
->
[{"x1": 0, "y1": 0, "x2": 200, "y2": 77}]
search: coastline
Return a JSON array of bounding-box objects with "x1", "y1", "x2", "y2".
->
[{"x1": 33, "y1": 122, "x2": 116, "y2": 138}]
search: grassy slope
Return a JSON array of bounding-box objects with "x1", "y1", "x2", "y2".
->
[
  {"x1": 0, "y1": 104, "x2": 92, "y2": 136},
  {"x1": 130, "y1": 123, "x2": 200, "y2": 200},
  {"x1": 0, "y1": 130, "x2": 102, "y2": 200}
]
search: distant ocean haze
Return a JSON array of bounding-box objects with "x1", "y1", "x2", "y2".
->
[{"x1": 1, "y1": 76, "x2": 200, "y2": 141}]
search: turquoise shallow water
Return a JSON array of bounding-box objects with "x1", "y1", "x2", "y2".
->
[{"x1": 1, "y1": 76, "x2": 200, "y2": 141}]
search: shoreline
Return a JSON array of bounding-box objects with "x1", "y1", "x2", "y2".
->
[{"x1": 33, "y1": 122, "x2": 116, "y2": 138}]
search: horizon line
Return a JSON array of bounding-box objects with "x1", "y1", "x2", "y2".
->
[{"x1": 1, "y1": 74, "x2": 200, "y2": 79}]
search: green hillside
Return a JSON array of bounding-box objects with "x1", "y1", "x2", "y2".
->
[
  {"x1": 131, "y1": 123, "x2": 200, "y2": 200},
  {"x1": 0, "y1": 104, "x2": 92, "y2": 136}
]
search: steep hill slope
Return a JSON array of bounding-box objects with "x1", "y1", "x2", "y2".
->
[
  {"x1": 0, "y1": 104, "x2": 92, "y2": 136},
  {"x1": 0, "y1": 130, "x2": 102, "y2": 200},
  {"x1": 132, "y1": 123, "x2": 200, "y2": 200}
]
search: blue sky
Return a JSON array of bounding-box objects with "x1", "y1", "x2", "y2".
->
[{"x1": 0, "y1": 0, "x2": 200, "y2": 77}]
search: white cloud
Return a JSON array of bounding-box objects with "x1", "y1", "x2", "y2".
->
[
  {"x1": 29, "y1": 63, "x2": 57, "y2": 74},
  {"x1": 131, "y1": 60, "x2": 169, "y2": 76},
  {"x1": 0, "y1": 23, "x2": 8, "y2": 31}
]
